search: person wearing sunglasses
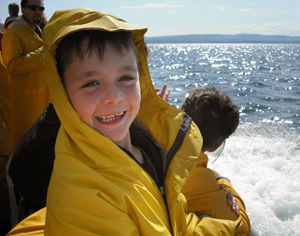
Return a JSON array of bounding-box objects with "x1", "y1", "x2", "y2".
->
[
  {"x1": 1, "y1": 0, "x2": 50, "y2": 159},
  {"x1": 20, "y1": 0, "x2": 45, "y2": 35}
]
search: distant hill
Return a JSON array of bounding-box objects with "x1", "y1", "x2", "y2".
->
[{"x1": 145, "y1": 34, "x2": 300, "y2": 44}]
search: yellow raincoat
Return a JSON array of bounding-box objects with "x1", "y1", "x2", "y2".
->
[
  {"x1": 7, "y1": 8, "x2": 250, "y2": 236},
  {"x1": 0, "y1": 52, "x2": 12, "y2": 180},
  {"x1": 1, "y1": 16, "x2": 51, "y2": 154},
  {"x1": 182, "y1": 151, "x2": 250, "y2": 232}
]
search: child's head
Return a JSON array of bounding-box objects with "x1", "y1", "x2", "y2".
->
[
  {"x1": 180, "y1": 87, "x2": 239, "y2": 153},
  {"x1": 8, "y1": 2, "x2": 19, "y2": 16},
  {"x1": 55, "y1": 30, "x2": 141, "y2": 147},
  {"x1": 56, "y1": 30, "x2": 139, "y2": 81}
]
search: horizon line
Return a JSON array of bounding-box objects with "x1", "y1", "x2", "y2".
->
[{"x1": 145, "y1": 33, "x2": 300, "y2": 38}]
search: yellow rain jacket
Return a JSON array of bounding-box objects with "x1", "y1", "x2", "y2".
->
[
  {"x1": 0, "y1": 52, "x2": 12, "y2": 180},
  {"x1": 1, "y1": 16, "x2": 51, "y2": 153},
  {"x1": 0, "y1": 52, "x2": 11, "y2": 127},
  {"x1": 7, "y1": 8, "x2": 250, "y2": 236},
  {"x1": 182, "y1": 151, "x2": 250, "y2": 233}
]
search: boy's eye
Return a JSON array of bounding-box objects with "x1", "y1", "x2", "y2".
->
[
  {"x1": 120, "y1": 76, "x2": 134, "y2": 82},
  {"x1": 82, "y1": 81, "x2": 99, "y2": 88}
]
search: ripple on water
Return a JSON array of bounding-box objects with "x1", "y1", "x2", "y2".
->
[{"x1": 148, "y1": 44, "x2": 300, "y2": 129}]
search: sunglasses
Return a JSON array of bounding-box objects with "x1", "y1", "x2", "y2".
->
[{"x1": 26, "y1": 5, "x2": 45, "y2": 12}]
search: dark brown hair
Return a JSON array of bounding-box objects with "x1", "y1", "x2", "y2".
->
[
  {"x1": 56, "y1": 30, "x2": 139, "y2": 81},
  {"x1": 9, "y1": 2, "x2": 19, "y2": 16},
  {"x1": 20, "y1": 0, "x2": 26, "y2": 8},
  {"x1": 180, "y1": 87, "x2": 239, "y2": 152}
]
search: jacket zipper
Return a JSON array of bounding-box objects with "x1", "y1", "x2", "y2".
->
[{"x1": 160, "y1": 114, "x2": 192, "y2": 235}]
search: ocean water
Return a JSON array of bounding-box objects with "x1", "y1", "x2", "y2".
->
[{"x1": 148, "y1": 44, "x2": 300, "y2": 236}]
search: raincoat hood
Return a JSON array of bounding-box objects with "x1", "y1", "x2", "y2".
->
[
  {"x1": 42, "y1": 8, "x2": 201, "y2": 169},
  {"x1": 42, "y1": 8, "x2": 205, "y2": 235}
]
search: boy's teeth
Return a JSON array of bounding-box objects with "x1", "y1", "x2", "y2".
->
[{"x1": 97, "y1": 112, "x2": 124, "y2": 122}]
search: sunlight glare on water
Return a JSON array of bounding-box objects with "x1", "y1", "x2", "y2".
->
[{"x1": 148, "y1": 44, "x2": 300, "y2": 235}]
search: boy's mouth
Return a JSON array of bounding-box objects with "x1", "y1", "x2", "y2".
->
[{"x1": 96, "y1": 111, "x2": 125, "y2": 123}]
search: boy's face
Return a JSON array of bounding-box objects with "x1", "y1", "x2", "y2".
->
[{"x1": 63, "y1": 40, "x2": 141, "y2": 148}]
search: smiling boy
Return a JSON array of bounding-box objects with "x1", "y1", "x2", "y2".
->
[
  {"x1": 6, "y1": 8, "x2": 249, "y2": 236},
  {"x1": 58, "y1": 31, "x2": 143, "y2": 160}
]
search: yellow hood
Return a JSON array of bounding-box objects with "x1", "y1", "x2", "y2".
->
[
  {"x1": 42, "y1": 8, "x2": 203, "y2": 235},
  {"x1": 42, "y1": 8, "x2": 200, "y2": 169}
]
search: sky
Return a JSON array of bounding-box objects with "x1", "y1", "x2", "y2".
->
[{"x1": 0, "y1": 0, "x2": 300, "y2": 37}]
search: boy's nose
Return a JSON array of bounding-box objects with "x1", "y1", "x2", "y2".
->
[{"x1": 101, "y1": 85, "x2": 124, "y2": 105}]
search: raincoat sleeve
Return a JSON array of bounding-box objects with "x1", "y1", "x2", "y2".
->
[
  {"x1": 45, "y1": 195, "x2": 140, "y2": 236},
  {"x1": 0, "y1": 108, "x2": 11, "y2": 179},
  {"x1": 185, "y1": 211, "x2": 247, "y2": 236},
  {"x1": 0, "y1": 53, "x2": 12, "y2": 179},
  {"x1": 2, "y1": 28, "x2": 44, "y2": 75},
  {"x1": 6, "y1": 208, "x2": 46, "y2": 236},
  {"x1": 216, "y1": 178, "x2": 251, "y2": 236},
  {"x1": 181, "y1": 152, "x2": 251, "y2": 236}
]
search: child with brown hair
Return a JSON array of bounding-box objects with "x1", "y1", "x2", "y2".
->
[
  {"x1": 4, "y1": 2, "x2": 20, "y2": 31},
  {"x1": 180, "y1": 87, "x2": 253, "y2": 234},
  {"x1": 7, "y1": 8, "x2": 250, "y2": 236},
  {"x1": 181, "y1": 87, "x2": 239, "y2": 154}
]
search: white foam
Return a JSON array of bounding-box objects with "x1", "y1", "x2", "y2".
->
[{"x1": 208, "y1": 123, "x2": 300, "y2": 235}]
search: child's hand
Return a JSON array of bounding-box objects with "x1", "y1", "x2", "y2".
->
[
  {"x1": 156, "y1": 84, "x2": 171, "y2": 102},
  {"x1": 220, "y1": 185, "x2": 240, "y2": 217},
  {"x1": 210, "y1": 168, "x2": 240, "y2": 217}
]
